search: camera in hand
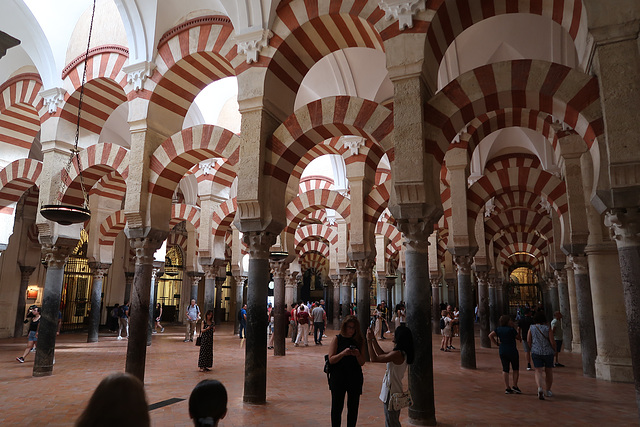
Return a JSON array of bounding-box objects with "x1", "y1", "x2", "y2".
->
[
  {"x1": 24, "y1": 305, "x2": 38, "y2": 323},
  {"x1": 349, "y1": 344, "x2": 357, "y2": 350}
]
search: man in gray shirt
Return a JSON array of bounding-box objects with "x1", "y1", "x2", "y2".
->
[
  {"x1": 311, "y1": 302, "x2": 326, "y2": 345},
  {"x1": 184, "y1": 299, "x2": 200, "y2": 342}
]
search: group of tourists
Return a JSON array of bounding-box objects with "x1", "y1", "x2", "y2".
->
[{"x1": 439, "y1": 304, "x2": 458, "y2": 352}]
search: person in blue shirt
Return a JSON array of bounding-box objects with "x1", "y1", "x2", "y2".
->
[
  {"x1": 238, "y1": 304, "x2": 247, "y2": 339},
  {"x1": 489, "y1": 314, "x2": 522, "y2": 394}
]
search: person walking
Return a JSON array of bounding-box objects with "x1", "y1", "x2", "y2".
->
[
  {"x1": 185, "y1": 299, "x2": 201, "y2": 342},
  {"x1": 488, "y1": 315, "x2": 522, "y2": 394},
  {"x1": 198, "y1": 310, "x2": 215, "y2": 372},
  {"x1": 16, "y1": 306, "x2": 40, "y2": 363},
  {"x1": 527, "y1": 311, "x2": 556, "y2": 400},
  {"x1": 328, "y1": 315, "x2": 366, "y2": 427},
  {"x1": 312, "y1": 302, "x2": 327, "y2": 345},
  {"x1": 238, "y1": 304, "x2": 247, "y2": 339},
  {"x1": 289, "y1": 303, "x2": 298, "y2": 343},
  {"x1": 295, "y1": 303, "x2": 310, "y2": 347},
  {"x1": 117, "y1": 301, "x2": 129, "y2": 340},
  {"x1": 367, "y1": 324, "x2": 414, "y2": 427},
  {"x1": 153, "y1": 303, "x2": 164, "y2": 333}
]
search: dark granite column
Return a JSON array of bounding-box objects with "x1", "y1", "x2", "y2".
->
[
  {"x1": 270, "y1": 259, "x2": 288, "y2": 356},
  {"x1": 189, "y1": 272, "x2": 202, "y2": 302},
  {"x1": 124, "y1": 231, "x2": 165, "y2": 382},
  {"x1": 14, "y1": 265, "x2": 35, "y2": 338},
  {"x1": 243, "y1": 231, "x2": 276, "y2": 404},
  {"x1": 147, "y1": 266, "x2": 161, "y2": 346},
  {"x1": 232, "y1": 275, "x2": 242, "y2": 335},
  {"x1": 339, "y1": 273, "x2": 353, "y2": 318},
  {"x1": 386, "y1": 276, "x2": 395, "y2": 311},
  {"x1": 454, "y1": 255, "x2": 476, "y2": 369},
  {"x1": 488, "y1": 276, "x2": 498, "y2": 332},
  {"x1": 605, "y1": 208, "x2": 640, "y2": 418},
  {"x1": 554, "y1": 267, "x2": 573, "y2": 351},
  {"x1": 569, "y1": 254, "x2": 597, "y2": 377},
  {"x1": 331, "y1": 276, "x2": 340, "y2": 330},
  {"x1": 475, "y1": 269, "x2": 491, "y2": 349},
  {"x1": 548, "y1": 278, "x2": 560, "y2": 314},
  {"x1": 87, "y1": 263, "x2": 110, "y2": 343},
  {"x1": 354, "y1": 258, "x2": 374, "y2": 361},
  {"x1": 33, "y1": 242, "x2": 74, "y2": 377},
  {"x1": 430, "y1": 276, "x2": 440, "y2": 335},
  {"x1": 124, "y1": 271, "x2": 135, "y2": 303},
  {"x1": 398, "y1": 219, "x2": 436, "y2": 426},
  {"x1": 214, "y1": 274, "x2": 226, "y2": 325},
  {"x1": 201, "y1": 264, "x2": 216, "y2": 314}
]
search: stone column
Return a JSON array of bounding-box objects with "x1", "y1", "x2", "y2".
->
[
  {"x1": 242, "y1": 231, "x2": 277, "y2": 404},
  {"x1": 554, "y1": 268, "x2": 573, "y2": 352},
  {"x1": 233, "y1": 275, "x2": 245, "y2": 335},
  {"x1": 569, "y1": 254, "x2": 597, "y2": 377},
  {"x1": 566, "y1": 263, "x2": 581, "y2": 352},
  {"x1": 496, "y1": 279, "x2": 505, "y2": 317},
  {"x1": 430, "y1": 276, "x2": 440, "y2": 335},
  {"x1": 215, "y1": 274, "x2": 226, "y2": 325},
  {"x1": 339, "y1": 273, "x2": 353, "y2": 318},
  {"x1": 87, "y1": 263, "x2": 110, "y2": 343},
  {"x1": 488, "y1": 277, "x2": 498, "y2": 332},
  {"x1": 147, "y1": 266, "x2": 161, "y2": 346},
  {"x1": 397, "y1": 219, "x2": 436, "y2": 425},
  {"x1": 124, "y1": 272, "x2": 135, "y2": 303},
  {"x1": 547, "y1": 275, "x2": 560, "y2": 317},
  {"x1": 378, "y1": 273, "x2": 387, "y2": 306},
  {"x1": 201, "y1": 264, "x2": 216, "y2": 314},
  {"x1": 14, "y1": 265, "x2": 35, "y2": 338},
  {"x1": 447, "y1": 278, "x2": 456, "y2": 307},
  {"x1": 124, "y1": 233, "x2": 165, "y2": 382},
  {"x1": 33, "y1": 243, "x2": 73, "y2": 377},
  {"x1": 386, "y1": 277, "x2": 395, "y2": 311},
  {"x1": 331, "y1": 276, "x2": 340, "y2": 330},
  {"x1": 605, "y1": 208, "x2": 640, "y2": 414},
  {"x1": 476, "y1": 270, "x2": 491, "y2": 348},
  {"x1": 187, "y1": 272, "x2": 203, "y2": 310},
  {"x1": 270, "y1": 259, "x2": 288, "y2": 356},
  {"x1": 354, "y1": 258, "x2": 374, "y2": 361},
  {"x1": 454, "y1": 255, "x2": 476, "y2": 369}
]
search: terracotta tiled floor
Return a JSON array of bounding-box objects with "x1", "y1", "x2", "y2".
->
[{"x1": 1, "y1": 323, "x2": 637, "y2": 426}]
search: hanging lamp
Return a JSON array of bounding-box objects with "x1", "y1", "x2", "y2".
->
[{"x1": 40, "y1": 0, "x2": 96, "y2": 226}]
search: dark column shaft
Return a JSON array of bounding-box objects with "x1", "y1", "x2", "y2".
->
[
  {"x1": 455, "y1": 256, "x2": 476, "y2": 369},
  {"x1": 203, "y1": 270, "x2": 215, "y2": 314},
  {"x1": 556, "y1": 271, "x2": 573, "y2": 351},
  {"x1": 147, "y1": 272, "x2": 157, "y2": 346},
  {"x1": 215, "y1": 277, "x2": 224, "y2": 324},
  {"x1": 356, "y1": 272, "x2": 371, "y2": 361},
  {"x1": 244, "y1": 256, "x2": 269, "y2": 403},
  {"x1": 340, "y1": 278, "x2": 351, "y2": 318},
  {"x1": 125, "y1": 260, "x2": 153, "y2": 381},
  {"x1": 87, "y1": 264, "x2": 109, "y2": 343},
  {"x1": 33, "y1": 263, "x2": 65, "y2": 377},
  {"x1": 15, "y1": 266, "x2": 35, "y2": 338},
  {"x1": 572, "y1": 256, "x2": 597, "y2": 378},
  {"x1": 332, "y1": 279, "x2": 340, "y2": 329},
  {"x1": 430, "y1": 279, "x2": 440, "y2": 335},
  {"x1": 478, "y1": 279, "x2": 490, "y2": 348},
  {"x1": 234, "y1": 277, "x2": 243, "y2": 335},
  {"x1": 488, "y1": 285, "x2": 498, "y2": 331},
  {"x1": 273, "y1": 271, "x2": 286, "y2": 356}
]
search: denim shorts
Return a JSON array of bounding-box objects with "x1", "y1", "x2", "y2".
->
[
  {"x1": 531, "y1": 353, "x2": 554, "y2": 368},
  {"x1": 28, "y1": 331, "x2": 37, "y2": 342},
  {"x1": 555, "y1": 340, "x2": 563, "y2": 352}
]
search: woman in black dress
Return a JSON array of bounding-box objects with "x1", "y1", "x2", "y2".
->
[
  {"x1": 327, "y1": 315, "x2": 365, "y2": 427},
  {"x1": 198, "y1": 310, "x2": 215, "y2": 372}
]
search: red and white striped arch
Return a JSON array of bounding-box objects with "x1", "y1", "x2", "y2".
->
[
  {"x1": 375, "y1": 220, "x2": 401, "y2": 252},
  {"x1": 167, "y1": 232, "x2": 188, "y2": 257},
  {"x1": 295, "y1": 223, "x2": 338, "y2": 248},
  {"x1": 146, "y1": 16, "x2": 237, "y2": 133},
  {"x1": 500, "y1": 245, "x2": 544, "y2": 268},
  {"x1": 485, "y1": 209, "x2": 553, "y2": 245},
  {"x1": 424, "y1": 0, "x2": 588, "y2": 91},
  {"x1": 364, "y1": 180, "x2": 390, "y2": 224},
  {"x1": 0, "y1": 73, "x2": 44, "y2": 154},
  {"x1": 484, "y1": 154, "x2": 541, "y2": 173},
  {"x1": 89, "y1": 170, "x2": 128, "y2": 202},
  {"x1": 263, "y1": 1, "x2": 385, "y2": 113},
  {"x1": 299, "y1": 175, "x2": 333, "y2": 193},
  {"x1": 503, "y1": 252, "x2": 543, "y2": 273},
  {"x1": 300, "y1": 251, "x2": 329, "y2": 276},
  {"x1": 299, "y1": 240, "x2": 330, "y2": 258},
  {"x1": 98, "y1": 210, "x2": 127, "y2": 247},
  {"x1": 149, "y1": 125, "x2": 240, "y2": 226},
  {"x1": 170, "y1": 203, "x2": 201, "y2": 230},
  {"x1": 0, "y1": 159, "x2": 42, "y2": 210},
  {"x1": 425, "y1": 60, "x2": 603, "y2": 163},
  {"x1": 375, "y1": 167, "x2": 391, "y2": 186},
  {"x1": 491, "y1": 191, "x2": 546, "y2": 215},
  {"x1": 211, "y1": 198, "x2": 238, "y2": 238},
  {"x1": 300, "y1": 209, "x2": 328, "y2": 226},
  {"x1": 493, "y1": 231, "x2": 549, "y2": 258}
]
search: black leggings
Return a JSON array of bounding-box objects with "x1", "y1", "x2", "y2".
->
[{"x1": 331, "y1": 386, "x2": 360, "y2": 427}]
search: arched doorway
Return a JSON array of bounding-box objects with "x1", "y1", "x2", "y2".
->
[
  {"x1": 157, "y1": 245, "x2": 183, "y2": 322},
  {"x1": 61, "y1": 230, "x2": 93, "y2": 333}
]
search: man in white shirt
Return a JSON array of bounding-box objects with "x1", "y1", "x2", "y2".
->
[
  {"x1": 184, "y1": 299, "x2": 200, "y2": 342},
  {"x1": 312, "y1": 302, "x2": 327, "y2": 345}
]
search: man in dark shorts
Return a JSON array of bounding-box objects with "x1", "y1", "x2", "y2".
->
[{"x1": 518, "y1": 309, "x2": 534, "y2": 370}]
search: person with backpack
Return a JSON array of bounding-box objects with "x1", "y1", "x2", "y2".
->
[
  {"x1": 238, "y1": 304, "x2": 247, "y2": 339},
  {"x1": 185, "y1": 299, "x2": 201, "y2": 342},
  {"x1": 117, "y1": 301, "x2": 129, "y2": 340}
]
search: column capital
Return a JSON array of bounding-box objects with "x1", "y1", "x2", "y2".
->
[
  {"x1": 554, "y1": 268, "x2": 567, "y2": 283},
  {"x1": 475, "y1": 269, "x2": 489, "y2": 284},
  {"x1": 604, "y1": 208, "x2": 640, "y2": 249},
  {"x1": 396, "y1": 218, "x2": 433, "y2": 253},
  {"x1": 88, "y1": 262, "x2": 111, "y2": 280},
  {"x1": 429, "y1": 276, "x2": 440, "y2": 289},
  {"x1": 235, "y1": 28, "x2": 273, "y2": 64},
  {"x1": 453, "y1": 255, "x2": 473, "y2": 275},
  {"x1": 42, "y1": 243, "x2": 74, "y2": 269},
  {"x1": 354, "y1": 258, "x2": 375, "y2": 280},
  {"x1": 19, "y1": 265, "x2": 36, "y2": 279},
  {"x1": 128, "y1": 231, "x2": 166, "y2": 266},
  {"x1": 285, "y1": 272, "x2": 298, "y2": 288},
  {"x1": 202, "y1": 264, "x2": 216, "y2": 279},
  {"x1": 569, "y1": 254, "x2": 589, "y2": 275},
  {"x1": 546, "y1": 275, "x2": 558, "y2": 289},
  {"x1": 385, "y1": 276, "x2": 396, "y2": 289},
  {"x1": 242, "y1": 231, "x2": 277, "y2": 259},
  {"x1": 339, "y1": 273, "x2": 354, "y2": 288},
  {"x1": 270, "y1": 259, "x2": 289, "y2": 279},
  {"x1": 122, "y1": 61, "x2": 156, "y2": 91}
]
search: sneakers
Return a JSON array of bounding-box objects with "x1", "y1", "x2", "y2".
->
[
  {"x1": 554, "y1": 362, "x2": 564, "y2": 367},
  {"x1": 440, "y1": 348, "x2": 445, "y2": 351},
  {"x1": 505, "y1": 388, "x2": 514, "y2": 394},
  {"x1": 538, "y1": 388, "x2": 545, "y2": 400},
  {"x1": 16, "y1": 357, "x2": 24, "y2": 363},
  {"x1": 161, "y1": 327, "x2": 165, "y2": 333},
  {"x1": 447, "y1": 346, "x2": 456, "y2": 350},
  {"x1": 294, "y1": 343, "x2": 299, "y2": 347},
  {"x1": 527, "y1": 363, "x2": 532, "y2": 371},
  {"x1": 183, "y1": 339, "x2": 190, "y2": 342},
  {"x1": 117, "y1": 336, "x2": 123, "y2": 340},
  {"x1": 546, "y1": 390, "x2": 553, "y2": 397},
  {"x1": 512, "y1": 386, "x2": 522, "y2": 394}
]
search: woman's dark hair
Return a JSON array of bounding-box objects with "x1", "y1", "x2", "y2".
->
[
  {"x1": 533, "y1": 311, "x2": 547, "y2": 324},
  {"x1": 339, "y1": 315, "x2": 364, "y2": 350},
  {"x1": 75, "y1": 373, "x2": 149, "y2": 427},
  {"x1": 204, "y1": 309, "x2": 214, "y2": 321},
  {"x1": 499, "y1": 314, "x2": 511, "y2": 327},
  {"x1": 189, "y1": 379, "x2": 227, "y2": 426},
  {"x1": 393, "y1": 325, "x2": 415, "y2": 364}
]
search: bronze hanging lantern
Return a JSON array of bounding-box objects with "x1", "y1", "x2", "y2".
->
[{"x1": 40, "y1": 0, "x2": 96, "y2": 226}]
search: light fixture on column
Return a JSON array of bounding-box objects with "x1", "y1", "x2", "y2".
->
[
  {"x1": 385, "y1": 275, "x2": 398, "y2": 280},
  {"x1": 40, "y1": 0, "x2": 97, "y2": 226},
  {"x1": 269, "y1": 251, "x2": 288, "y2": 262}
]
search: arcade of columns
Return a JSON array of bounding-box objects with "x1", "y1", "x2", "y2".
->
[{"x1": 0, "y1": 1, "x2": 639, "y2": 423}]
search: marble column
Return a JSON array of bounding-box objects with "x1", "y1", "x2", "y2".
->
[
  {"x1": 14, "y1": 265, "x2": 35, "y2": 338},
  {"x1": 454, "y1": 255, "x2": 476, "y2": 369},
  {"x1": 147, "y1": 266, "x2": 161, "y2": 346},
  {"x1": 242, "y1": 231, "x2": 277, "y2": 404},
  {"x1": 605, "y1": 209, "x2": 640, "y2": 414},
  {"x1": 446, "y1": 278, "x2": 456, "y2": 307},
  {"x1": 339, "y1": 273, "x2": 352, "y2": 318},
  {"x1": 554, "y1": 268, "x2": 573, "y2": 352},
  {"x1": 33, "y1": 243, "x2": 73, "y2": 377},
  {"x1": 547, "y1": 275, "x2": 560, "y2": 318},
  {"x1": 201, "y1": 265, "x2": 216, "y2": 314},
  {"x1": 354, "y1": 258, "x2": 374, "y2": 361},
  {"x1": 87, "y1": 263, "x2": 110, "y2": 343},
  {"x1": 488, "y1": 277, "x2": 498, "y2": 332},
  {"x1": 476, "y1": 270, "x2": 491, "y2": 349},
  {"x1": 569, "y1": 254, "x2": 597, "y2": 377},
  {"x1": 188, "y1": 272, "x2": 203, "y2": 311},
  {"x1": 124, "y1": 272, "x2": 135, "y2": 303},
  {"x1": 124, "y1": 233, "x2": 165, "y2": 382},
  {"x1": 331, "y1": 276, "x2": 340, "y2": 330},
  {"x1": 430, "y1": 277, "x2": 440, "y2": 335},
  {"x1": 233, "y1": 275, "x2": 245, "y2": 335},
  {"x1": 214, "y1": 275, "x2": 226, "y2": 325},
  {"x1": 496, "y1": 280, "x2": 505, "y2": 317},
  {"x1": 378, "y1": 274, "x2": 387, "y2": 306},
  {"x1": 270, "y1": 259, "x2": 288, "y2": 356},
  {"x1": 398, "y1": 220, "x2": 436, "y2": 425},
  {"x1": 386, "y1": 277, "x2": 395, "y2": 312},
  {"x1": 566, "y1": 263, "x2": 581, "y2": 352}
]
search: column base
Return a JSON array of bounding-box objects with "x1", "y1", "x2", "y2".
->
[
  {"x1": 408, "y1": 414, "x2": 437, "y2": 426},
  {"x1": 33, "y1": 366, "x2": 53, "y2": 377},
  {"x1": 596, "y1": 356, "x2": 634, "y2": 383},
  {"x1": 242, "y1": 395, "x2": 266, "y2": 404},
  {"x1": 572, "y1": 342, "x2": 581, "y2": 353}
]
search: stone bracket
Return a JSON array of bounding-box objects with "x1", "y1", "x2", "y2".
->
[
  {"x1": 39, "y1": 87, "x2": 67, "y2": 114},
  {"x1": 378, "y1": 0, "x2": 426, "y2": 30},
  {"x1": 123, "y1": 61, "x2": 156, "y2": 91},
  {"x1": 235, "y1": 29, "x2": 273, "y2": 64}
]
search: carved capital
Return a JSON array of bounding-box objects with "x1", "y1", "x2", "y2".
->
[
  {"x1": 88, "y1": 262, "x2": 111, "y2": 280},
  {"x1": 42, "y1": 243, "x2": 73, "y2": 269},
  {"x1": 605, "y1": 208, "x2": 640, "y2": 249},
  {"x1": 546, "y1": 276, "x2": 558, "y2": 289},
  {"x1": 339, "y1": 273, "x2": 354, "y2": 288},
  {"x1": 151, "y1": 267, "x2": 163, "y2": 281},
  {"x1": 285, "y1": 272, "x2": 299, "y2": 288},
  {"x1": 235, "y1": 29, "x2": 273, "y2": 64},
  {"x1": 202, "y1": 264, "x2": 216, "y2": 280},
  {"x1": 242, "y1": 231, "x2": 277, "y2": 259},
  {"x1": 270, "y1": 260, "x2": 289, "y2": 279},
  {"x1": 429, "y1": 276, "x2": 441, "y2": 289},
  {"x1": 39, "y1": 87, "x2": 66, "y2": 114},
  {"x1": 129, "y1": 235, "x2": 165, "y2": 267},
  {"x1": 19, "y1": 265, "x2": 36, "y2": 281},
  {"x1": 354, "y1": 258, "x2": 375, "y2": 280},
  {"x1": 385, "y1": 276, "x2": 396, "y2": 289},
  {"x1": 554, "y1": 268, "x2": 567, "y2": 285},
  {"x1": 341, "y1": 135, "x2": 366, "y2": 156},
  {"x1": 475, "y1": 270, "x2": 489, "y2": 284},
  {"x1": 123, "y1": 61, "x2": 156, "y2": 91},
  {"x1": 397, "y1": 218, "x2": 432, "y2": 253},
  {"x1": 569, "y1": 254, "x2": 589, "y2": 275},
  {"x1": 378, "y1": 0, "x2": 426, "y2": 30},
  {"x1": 215, "y1": 276, "x2": 227, "y2": 286},
  {"x1": 453, "y1": 255, "x2": 472, "y2": 275}
]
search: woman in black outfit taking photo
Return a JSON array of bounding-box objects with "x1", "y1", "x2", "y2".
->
[{"x1": 327, "y1": 315, "x2": 365, "y2": 427}]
